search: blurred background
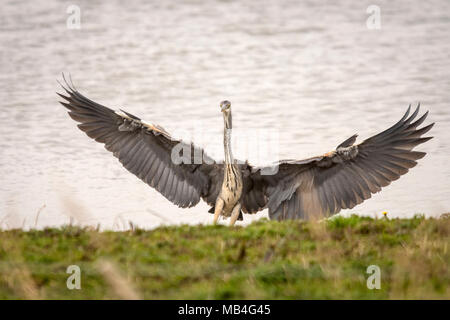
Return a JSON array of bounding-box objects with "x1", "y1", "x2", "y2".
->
[{"x1": 0, "y1": 0, "x2": 449, "y2": 230}]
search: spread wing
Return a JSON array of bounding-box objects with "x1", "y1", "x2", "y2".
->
[
  {"x1": 58, "y1": 77, "x2": 222, "y2": 208},
  {"x1": 251, "y1": 105, "x2": 434, "y2": 220}
]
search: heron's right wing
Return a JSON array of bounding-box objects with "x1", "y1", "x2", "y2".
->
[{"x1": 58, "y1": 78, "x2": 220, "y2": 208}]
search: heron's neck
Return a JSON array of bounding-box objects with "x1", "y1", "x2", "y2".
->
[
  {"x1": 223, "y1": 115, "x2": 234, "y2": 166},
  {"x1": 223, "y1": 112, "x2": 242, "y2": 188},
  {"x1": 224, "y1": 128, "x2": 234, "y2": 165}
]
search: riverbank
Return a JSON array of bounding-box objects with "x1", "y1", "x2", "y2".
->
[{"x1": 0, "y1": 215, "x2": 448, "y2": 299}]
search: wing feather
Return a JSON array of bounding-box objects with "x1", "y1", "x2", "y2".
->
[
  {"x1": 252, "y1": 104, "x2": 433, "y2": 220},
  {"x1": 58, "y1": 78, "x2": 220, "y2": 209}
]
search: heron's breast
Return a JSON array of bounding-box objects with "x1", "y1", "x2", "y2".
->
[{"x1": 220, "y1": 173, "x2": 243, "y2": 213}]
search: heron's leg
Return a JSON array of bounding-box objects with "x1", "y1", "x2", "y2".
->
[
  {"x1": 229, "y1": 203, "x2": 241, "y2": 226},
  {"x1": 213, "y1": 198, "x2": 224, "y2": 224}
]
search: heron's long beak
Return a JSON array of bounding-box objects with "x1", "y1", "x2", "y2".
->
[{"x1": 223, "y1": 111, "x2": 232, "y2": 129}]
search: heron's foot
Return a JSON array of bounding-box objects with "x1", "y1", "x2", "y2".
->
[
  {"x1": 229, "y1": 204, "x2": 241, "y2": 226},
  {"x1": 213, "y1": 198, "x2": 224, "y2": 224}
]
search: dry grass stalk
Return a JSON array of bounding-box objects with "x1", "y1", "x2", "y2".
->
[{"x1": 96, "y1": 259, "x2": 141, "y2": 300}]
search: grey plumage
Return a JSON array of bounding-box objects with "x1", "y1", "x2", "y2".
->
[
  {"x1": 58, "y1": 77, "x2": 434, "y2": 222},
  {"x1": 260, "y1": 104, "x2": 434, "y2": 220}
]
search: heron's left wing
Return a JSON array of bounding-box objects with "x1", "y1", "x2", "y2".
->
[{"x1": 252, "y1": 105, "x2": 434, "y2": 220}]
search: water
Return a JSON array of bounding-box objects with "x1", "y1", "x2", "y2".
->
[{"x1": 1, "y1": 0, "x2": 449, "y2": 229}]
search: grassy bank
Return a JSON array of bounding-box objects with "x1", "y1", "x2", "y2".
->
[{"x1": 0, "y1": 215, "x2": 448, "y2": 299}]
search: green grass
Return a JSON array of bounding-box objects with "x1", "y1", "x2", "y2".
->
[{"x1": 0, "y1": 215, "x2": 448, "y2": 299}]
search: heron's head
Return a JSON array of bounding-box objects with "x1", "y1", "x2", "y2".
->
[
  {"x1": 220, "y1": 100, "x2": 231, "y2": 113},
  {"x1": 220, "y1": 100, "x2": 232, "y2": 128}
]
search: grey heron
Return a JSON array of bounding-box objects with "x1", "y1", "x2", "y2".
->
[{"x1": 58, "y1": 77, "x2": 434, "y2": 226}]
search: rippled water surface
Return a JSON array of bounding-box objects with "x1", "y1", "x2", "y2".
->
[{"x1": 1, "y1": 0, "x2": 449, "y2": 229}]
